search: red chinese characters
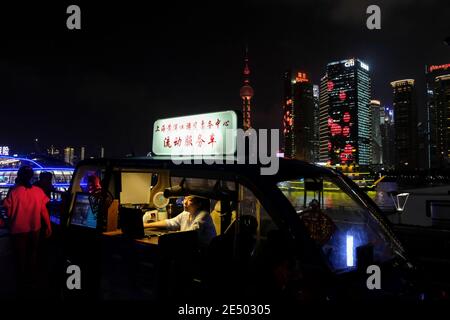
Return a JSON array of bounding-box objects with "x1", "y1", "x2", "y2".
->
[
  {"x1": 164, "y1": 137, "x2": 172, "y2": 148},
  {"x1": 208, "y1": 134, "x2": 216, "y2": 146},
  {"x1": 197, "y1": 134, "x2": 205, "y2": 147},
  {"x1": 174, "y1": 137, "x2": 182, "y2": 147},
  {"x1": 185, "y1": 135, "x2": 193, "y2": 146}
]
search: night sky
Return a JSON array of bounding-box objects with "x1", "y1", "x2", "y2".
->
[{"x1": 1, "y1": 0, "x2": 449, "y2": 157}]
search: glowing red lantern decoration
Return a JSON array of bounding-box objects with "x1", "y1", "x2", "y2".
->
[
  {"x1": 327, "y1": 81, "x2": 334, "y2": 92},
  {"x1": 339, "y1": 90, "x2": 346, "y2": 101},
  {"x1": 343, "y1": 112, "x2": 351, "y2": 123}
]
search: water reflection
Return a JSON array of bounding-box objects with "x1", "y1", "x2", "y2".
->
[{"x1": 283, "y1": 181, "x2": 397, "y2": 213}]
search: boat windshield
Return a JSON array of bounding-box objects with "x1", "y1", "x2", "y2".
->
[{"x1": 277, "y1": 175, "x2": 404, "y2": 273}]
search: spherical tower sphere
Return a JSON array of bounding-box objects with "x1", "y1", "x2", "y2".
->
[{"x1": 240, "y1": 84, "x2": 254, "y2": 98}]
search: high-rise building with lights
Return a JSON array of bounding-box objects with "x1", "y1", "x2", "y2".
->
[
  {"x1": 64, "y1": 147, "x2": 75, "y2": 165},
  {"x1": 282, "y1": 71, "x2": 315, "y2": 162},
  {"x1": 426, "y1": 63, "x2": 450, "y2": 168},
  {"x1": 370, "y1": 100, "x2": 383, "y2": 164},
  {"x1": 282, "y1": 70, "x2": 294, "y2": 158},
  {"x1": 380, "y1": 106, "x2": 395, "y2": 168},
  {"x1": 80, "y1": 147, "x2": 85, "y2": 161},
  {"x1": 391, "y1": 79, "x2": 418, "y2": 169},
  {"x1": 320, "y1": 58, "x2": 372, "y2": 166},
  {"x1": 240, "y1": 49, "x2": 254, "y2": 131},
  {"x1": 48, "y1": 145, "x2": 60, "y2": 157},
  {"x1": 313, "y1": 84, "x2": 320, "y2": 163},
  {"x1": 319, "y1": 74, "x2": 329, "y2": 162}
]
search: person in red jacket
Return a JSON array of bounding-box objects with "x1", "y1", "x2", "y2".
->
[{"x1": 3, "y1": 165, "x2": 52, "y2": 295}]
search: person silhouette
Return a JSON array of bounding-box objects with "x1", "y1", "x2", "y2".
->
[
  {"x1": 33, "y1": 171, "x2": 55, "y2": 198},
  {"x1": 3, "y1": 165, "x2": 52, "y2": 297}
]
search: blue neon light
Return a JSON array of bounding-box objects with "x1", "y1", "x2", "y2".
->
[
  {"x1": 0, "y1": 168, "x2": 74, "y2": 172},
  {"x1": 346, "y1": 235, "x2": 354, "y2": 267}
]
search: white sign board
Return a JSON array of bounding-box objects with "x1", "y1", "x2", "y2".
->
[{"x1": 152, "y1": 110, "x2": 238, "y2": 156}]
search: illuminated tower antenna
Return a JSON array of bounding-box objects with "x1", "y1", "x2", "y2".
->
[{"x1": 240, "y1": 46, "x2": 254, "y2": 130}]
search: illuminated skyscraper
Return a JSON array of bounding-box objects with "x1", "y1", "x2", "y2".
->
[
  {"x1": 380, "y1": 106, "x2": 395, "y2": 168},
  {"x1": 80, "y1": 147, "x2": 85, "y2": 161},
  {"x1": 282, "y1": 70, "x2": 294, "y2": 158},
  {"x1": 240, "y1": 48, "x2": 254, "y2": 130},
  {"x1": 319, "y1": 74, "x2": 330, "y2": 162},
  {"x1": 282, "y1": 71, "x2": 315, "y2": 161},
  {"x1": 64, "y1": 147, "x2": 75, "y2": 165},
  {"x1": 313, "y1": 84, "x2": 320, "y2": 163},
  {"x1": 391, "y1": 79, "x2": 418, "y2": 169},
  {"x1": 48, "y1": 145, "x2": 60, "y2": 157},
  {"x1": 426, "y1": 63, "x2": 450, "y2": 168},
  {"x1": 370, "y1": 100, "x2": 383, "y2": 164},
  {"x1": 323, "y1": 58, "x2": 372, "y2": 166}
]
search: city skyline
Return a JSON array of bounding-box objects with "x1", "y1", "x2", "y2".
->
[{"x1": 1, "y1": 1, "x2": 449, "y2": 157}]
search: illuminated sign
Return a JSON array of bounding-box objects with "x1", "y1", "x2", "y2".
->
[
  {"x1": 344, "y1": 59, "x2": 354, "y2": 67},
  {"x1": 295, "y1": 72, "x2": 309, "y2": 83},
  {"x1": 0, "y1": 146, "x2": 10, "y2": 156},
  {"x1": 340, "y1": 144, "x2": 354, "y2": 163},
  {"x1": 343, "y1": 112, "x2": 351, "y2": 123},
  {"x1": 342, "y1": 126, "x2": 350, "y2": 137},
  {"x1": 327, "y1": 81, "x2": 334, "y2": 92},
  {"x1": 331, "y1": 123, "x2": 342, "y2": 136},
  {"x1": 429, "y1": 64, "x2": 450, "y2": 73},
  {"x1": 360, "y1": 61, "x2": 369, "y2": 71},
  {"x1": 327, "y1": 117, "x2": 333, "y2": 127},
  {"x1": 152, "y1": 111, "x2": 238, "y2": 156}
]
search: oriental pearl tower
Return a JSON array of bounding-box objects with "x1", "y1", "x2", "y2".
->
[{"x1": 240, "y1": 48, "x2": 254, "y2": 131}]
